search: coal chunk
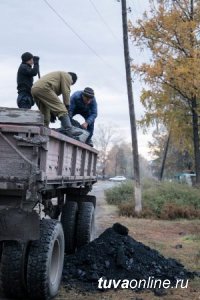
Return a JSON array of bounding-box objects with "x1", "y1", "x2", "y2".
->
[{"x1": 112, "y1": 223, "x2": 129, "y2": 235}]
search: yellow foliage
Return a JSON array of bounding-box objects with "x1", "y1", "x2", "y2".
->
[{"x1": 130, "y1": 0, "x2": 200, "y2": 152}]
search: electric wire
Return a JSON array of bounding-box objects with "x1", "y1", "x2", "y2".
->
[
  {"x1": 42, "y1": 0, "x2": 122, "y2": 75},
  {"x1": 88, "y1": 0, "x2": 122, "y2": 46}
]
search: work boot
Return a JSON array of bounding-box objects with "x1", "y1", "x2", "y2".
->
[
  {"x1": 86, "y1": 139, "x2": 94, "y2": 147},
  {"x1": 59, "y1": 114, "x2": 82, "y2": 137}
]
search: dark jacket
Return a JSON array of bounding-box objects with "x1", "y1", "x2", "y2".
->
[
  {"x1": 17, "y1": 63, "x2": 39, "y2": 94},
  {"x1": 69, "y1": 91, "x2": 98, "y2": 125}
]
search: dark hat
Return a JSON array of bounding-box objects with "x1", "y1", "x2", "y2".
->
[
  {"x1": 68, "y1": 72, "x2": 78, "y2": 84},
  {"x1": 83, "y1": 87, "x2": 95, "y2": 98},
  {"x1": 21, "y1": 52, "x2": 34, "y2": 62}
]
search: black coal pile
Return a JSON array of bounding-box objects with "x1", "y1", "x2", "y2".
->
[{"x1": 63, "y1": 223, "x2": 195, "y2": 292}]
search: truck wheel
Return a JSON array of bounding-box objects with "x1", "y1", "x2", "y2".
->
[
  {"x1": 1, "y1": 241, "x2": 27, "y2": 298},
  {"x1": 61, "y1": 201, "x2": 78, "y2": 254},
  {"x1": 27, "y1": 219, "x2": 64, "y2": 300},
  {"x1": 76, "y1": 202, "x2": 95, "y2": 249}
]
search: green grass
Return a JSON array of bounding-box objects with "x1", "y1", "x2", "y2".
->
[{"x1": 105, "y1": 179, "x2": 200, "y2": 219}]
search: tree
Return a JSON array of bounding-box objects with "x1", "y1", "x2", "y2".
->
[
  {"x1": 115, "y1": 147, "x2": 127, "y2": 175},
  {"x1": 129, "y1": 0, "x2": 200, "y2": 184},
  {"x1": 93, "y1": 124, "x2": 116, "y2": 178},
  {"x1": 106, "y1": 141, "x2": 152, "y2": 179},
  {"x1": 149, "y1": 127, "x2": 194, "y2": 178},
  {"x1": 107, "y1": 143, "x2": 129, "y2": 176}
]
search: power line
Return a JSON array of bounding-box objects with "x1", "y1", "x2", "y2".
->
[
  {"x1": 88, "y1": 0, "x2": 122, "y2": 46},
  {"x1": 42, "y1": 0, "x2": 122, "y2": 75}
]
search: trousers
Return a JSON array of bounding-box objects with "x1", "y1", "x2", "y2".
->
[
  {"x1": 31, "y1": 86, "x2": 67, "y2": 127},
  {"x1": 17, "y1": 91, "x2": 34, "y2": 109}
]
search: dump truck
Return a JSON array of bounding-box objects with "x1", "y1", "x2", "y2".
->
[{"x1": 0, "y1": 108, "x2": 98, "y2": 300}]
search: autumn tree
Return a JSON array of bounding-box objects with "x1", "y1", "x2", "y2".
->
[
  {"x1": 129, "y1": 0, "x2": 200, "y2": 184},
  {"x1": 149, "y1": 127, "x2": 194, "y2": 178}
]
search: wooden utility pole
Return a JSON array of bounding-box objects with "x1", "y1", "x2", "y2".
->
[
  {"x1": 159, "y1": 132, "x2": 170, "y2": 181},
  {"x1": 121, "y1": 0, "x2": 142, "y2": 212}
]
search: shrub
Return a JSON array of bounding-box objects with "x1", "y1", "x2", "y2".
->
[
  {"x1": 105, "y1": 181, "x2": 134, "y2": 205},
  {"x1": 143, "y1": 181, "x2": 200, "y2": 215},
  {"x1": 105, "y1": 179, "x2": 200, "y2": 219},
  {"x1": 119, "y1": 202, "x2": 155, "y2": 218},
  {"x1": 160, "y1": 203, "x2": 200, "y2": 219}
]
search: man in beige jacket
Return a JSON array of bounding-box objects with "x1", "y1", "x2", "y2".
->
[{"x1": 31, "y1": 71, "x2": 81, "y2": 137}]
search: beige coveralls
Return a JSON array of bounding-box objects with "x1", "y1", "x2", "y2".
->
[{"x1": 31, "y1": 71, "x2": 72, "y2": 126}]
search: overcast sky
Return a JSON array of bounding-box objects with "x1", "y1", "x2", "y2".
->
[{"x1": 0, "y1": 0, "x2": 153, "y2": 159}]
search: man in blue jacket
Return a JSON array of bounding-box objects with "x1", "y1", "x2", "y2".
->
[{"x1": 69, "y1": 87, "x2": 97, "y2": 147}]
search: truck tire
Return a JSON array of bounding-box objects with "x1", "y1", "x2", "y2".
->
[
  {"x1": 83, "y1": 195, "x2": 96, "y2": 208},
  {"x1": 76, "y1": 202, "x2": 95, "y2": 249},
  {"x1": 61, "y1": 201, "x2": 78, "y2": 254},
  {"x1": 1, "y1": 241, "x2": 27, "y2": 298},
  {"x1": 0, "y1": 241, "x2": 3, "y2": 261},
  {"x1": 27, "y1": 219, "x2": 64, "y2": 300}
]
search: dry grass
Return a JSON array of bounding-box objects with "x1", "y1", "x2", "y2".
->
[
  {"x1": 160, "y1": 203, "x2": 200, "y2": 219},
  {"x1": 119, "y1": 202, "x2": 200, "y2": 219}
]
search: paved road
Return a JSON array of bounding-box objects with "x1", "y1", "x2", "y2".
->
[
  {"x1": 92, "y1": 180, "x2": 118, "y2": 236},
  {"x1": 0, "y1": 180, "x2": 119, "y2": 300}
]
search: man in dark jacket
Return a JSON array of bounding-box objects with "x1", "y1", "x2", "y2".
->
[
  {"x1": 69, "y1": 87, "x2": 98, "y2": 146},
  {"x1": 17, "y1": 52, "x2": 39, "y2": 109}
]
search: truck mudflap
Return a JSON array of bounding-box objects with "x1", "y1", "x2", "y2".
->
[{"x1": 0, "y1": 208, "x2": 40, "y2": 241}]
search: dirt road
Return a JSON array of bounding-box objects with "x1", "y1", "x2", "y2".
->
[{"x1": 92, "y1": 181, "x2": 119, "y2": 236}]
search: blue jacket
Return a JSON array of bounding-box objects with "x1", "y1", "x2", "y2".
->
[{"x1": 69, "y1": 91, "x2": 97, "y2": 125}]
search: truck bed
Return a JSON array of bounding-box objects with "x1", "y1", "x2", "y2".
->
[{"x1": 0, "y1": 108, "x2": 98, "y2": 209}]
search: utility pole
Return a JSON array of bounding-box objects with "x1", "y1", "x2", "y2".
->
[
  {"x1": 121, "y1": 0, "x2": 142, "y2": 212},
  {"x1": 159, "y1": 132, "x2": 170, "y2": 181}
]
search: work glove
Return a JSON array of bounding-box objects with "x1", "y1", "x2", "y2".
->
[
  {"x1": 33, "y1": 56, "x2": 40, "y2": 64},
  {"x1": 71, "y1": 118, "x2": 82, "y2": 129}
]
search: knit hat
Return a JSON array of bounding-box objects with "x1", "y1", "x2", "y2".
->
[
  {"x1": 68, "y1": 72, "x2": 78, "y2": 84},
  {"x1": 83, "y1": 87, "x2": 95, "y2": 98},
  {"x1": 21, "y1": 52, "x2": 34, "y2": 63}
]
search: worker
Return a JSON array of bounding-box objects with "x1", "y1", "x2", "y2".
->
[
  {"x1": 31, "y1": 71, "x2": 82, "y2": 138},
  {"x1": 69, "y1": 87, "x2": 97, "y2": 147},
  {"x1": 17, "y1": 52, "x2": 40, "y2": 109}
]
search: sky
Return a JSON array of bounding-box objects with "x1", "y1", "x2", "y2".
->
[{"x1": 0, "y1": 0, "x2": 153, "y2": 159}]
